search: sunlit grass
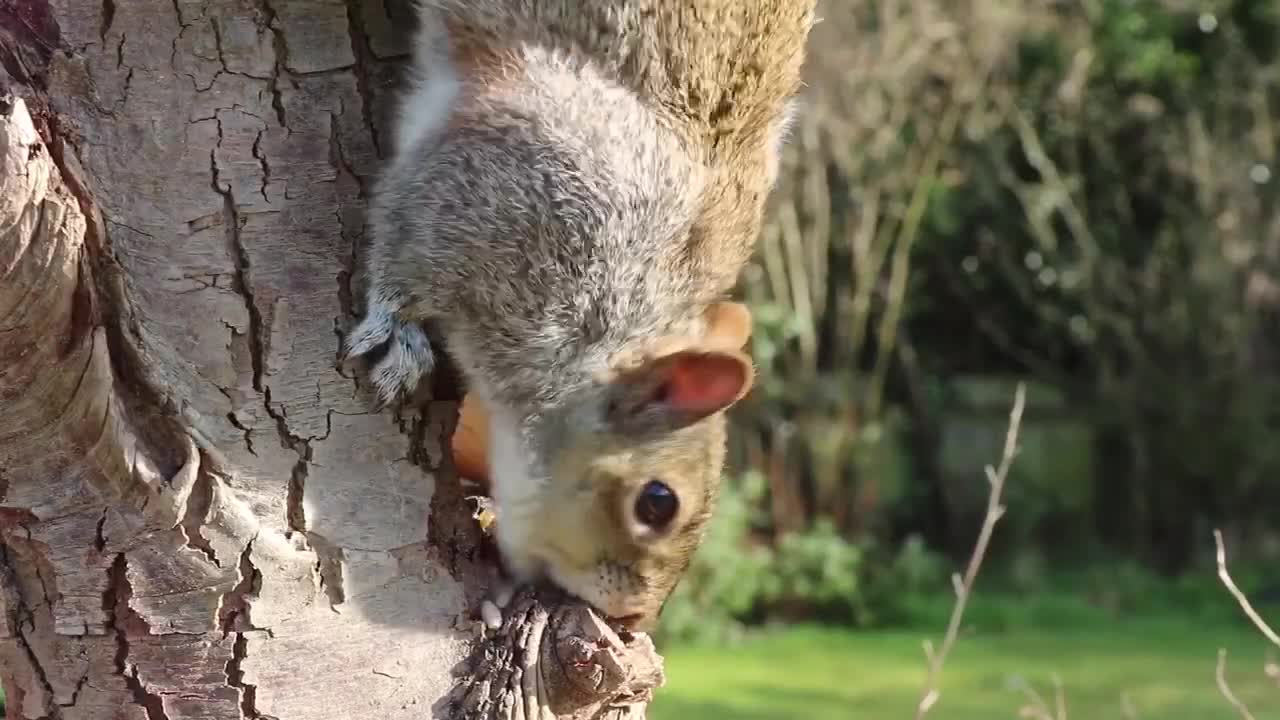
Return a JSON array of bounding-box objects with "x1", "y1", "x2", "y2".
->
[{"x1": 651, "y1": 618, "x2": 1277, "y2": 719}]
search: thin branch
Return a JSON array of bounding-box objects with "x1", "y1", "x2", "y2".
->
[
  {"x1": 914, "y1": 383, "x2": 1026, "y2": 719},
  {"x1": 1215, "y1": 649, "x2": 1257, "y2": 720},
  {"x1": 1120, "y1": 692, "x2": 1141, "y2": 720},
  {"x1": 1013, "y1": 677, "x2": 1056, "y2": 720},
  {"x1": 1213, "y1": 529, "x2": 1280, "y2": 648},
  {"x1": 1052, "y1": 673, "x2": 1067, "y2": 720},
  {"x1": 1009, "y1": 674, "x2": 1069, "y2": 720}
]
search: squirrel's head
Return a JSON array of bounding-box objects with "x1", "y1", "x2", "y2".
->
[{"x1": 453, "y1": 302, "x2": 754, "y2": 631}]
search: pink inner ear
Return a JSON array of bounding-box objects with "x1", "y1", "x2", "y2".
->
[{"x1": 661, "y1": 353, "x2": 749, "y2": 414}]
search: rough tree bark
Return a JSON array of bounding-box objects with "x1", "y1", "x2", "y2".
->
[{"x1": 0, "y1": 1, "x2": 661, "y2": 718}]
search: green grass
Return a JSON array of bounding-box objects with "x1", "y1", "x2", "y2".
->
[{"x1": 650, "y1": 618, "x2": 1278, "y2": 719}]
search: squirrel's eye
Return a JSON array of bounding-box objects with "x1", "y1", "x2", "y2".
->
[{"x1": 634, "y1": 480, "x2": 679, "y2": 529}]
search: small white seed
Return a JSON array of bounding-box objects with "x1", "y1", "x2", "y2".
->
[{"x1": 481, "y1": 600, "x2": 503, "y2": 630}]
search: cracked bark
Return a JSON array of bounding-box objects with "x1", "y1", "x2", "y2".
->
[{"x1": 0, "y1": 1, "x2": 663, "y2": 719}]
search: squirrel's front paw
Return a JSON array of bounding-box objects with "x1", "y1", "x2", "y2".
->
[{"x1": 343, "y1": 306, "x2": 435, "y2": 405}]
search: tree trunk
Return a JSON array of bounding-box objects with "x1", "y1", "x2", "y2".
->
[{"x1": 0, "y1": 2, "x2": 660, "y2": 718}]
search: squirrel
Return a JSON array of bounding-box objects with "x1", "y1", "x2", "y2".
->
[{"x1": 344, "y1": 0, "x2": 816, "y2": 631}]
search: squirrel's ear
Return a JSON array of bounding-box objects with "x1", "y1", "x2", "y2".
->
[
  {"x1": 702, "y1": 301, "x2": 753, "y2": 350},
  {"x1": 607, "y1": 348, "x2": 754, "y2": 434}
]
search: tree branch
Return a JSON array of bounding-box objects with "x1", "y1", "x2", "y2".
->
[
  {"x1": 1214, "y1": 529, "x2": 1280, "y2": 647},
  {"x1": 1120, "y1": 692, "x2": 1141, "y2": 720},
  {"x1": 1215, "y1": 649, "x2": 1257, "y2": 720},
  {"x1": 439, "y1": 587, "x2": 664, "y2": 720},
  {"x1": 915, "y1": 382, "x2": 1026, "y2": 719},
  {"x1": 1211, "y1": 529, "x2": 1277, "y2": 720},
  {"x1": 1011, "y1": 673, "x2": 1067, "y2": 720}
]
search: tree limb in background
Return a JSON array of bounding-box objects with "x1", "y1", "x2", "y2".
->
[
  {"x1": 1011, "y1": 673, "x2": 1067, "y2": 720},
  {"x1": 914, "y1": 383, "x2": 1027, "y2": 719},
  {"x1": 1214, "y1": 530, "x2": 1280, "y2": 647},
  {"x1": 1212, "y1": 529, "x2": 1278, "y2": 720},
  {"x1": 1120, "y1": 692, "x2": 1141, "y2": 720},
  {"x1": 1216, "y1": 649, "x2": 1257, "y2": 720}
]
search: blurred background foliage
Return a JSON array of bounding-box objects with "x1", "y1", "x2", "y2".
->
[{"x1": 656, "y1": 0, "x2": 1280, "y2": 648}]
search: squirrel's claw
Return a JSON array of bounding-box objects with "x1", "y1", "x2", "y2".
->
[{"x1": 344, "y1": 307, "x2": 435, "y2": 405}]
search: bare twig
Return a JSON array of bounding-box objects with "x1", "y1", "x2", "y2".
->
[
  {"x1": 1012, "y1": 677, "x2": 1055, "y2": 720},
  {"x1": 1211, "y1": 530, "x2": 1277, "y2": 720},
  {"x1": 1017, "y1": 701, "x2": 1055, "y2": 720},
  {"x1": 1216, "y1": 649, "x2": 1257, "y2": 720},
  {"x1": 1120, "y1": 692, "x2": 1141, "y2": 720},
  {"x1": 1011, "y1": 674, "x2": 1066, "y2": 720},
  {"x1": 914, "y1": 383, "x2": 1027, "y2": 719},
  {"x1": 1213, "y1": 529, "x2": 1280, "y2": 648}
]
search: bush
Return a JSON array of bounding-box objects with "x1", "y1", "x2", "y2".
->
[
  {"x1": 657, "y1": 472, "x2": 877, "y2": 645},
  {"x1": 762, "y1": 518, "x2": 867, "y2": 624},
  {"x1": 657, "y1": 476, "x2": 954, "y2": 645},
  {"x1": 858, "y1": 534, "x2": 951, "y2": 627},
  {"x1": 655, "y1": 472, "x2": 775, "y2": 645},
  {"x1": 656, "y1": 477, "x2": 1264, "y2": 644}
]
